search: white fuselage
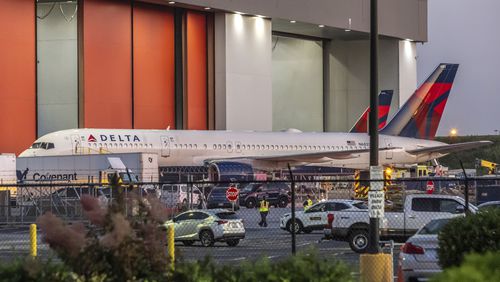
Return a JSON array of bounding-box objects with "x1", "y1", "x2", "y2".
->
[{"x1": 18, "y1": 129, "x2": 447, "y2": 170}]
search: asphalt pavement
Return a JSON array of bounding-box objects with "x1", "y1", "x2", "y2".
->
[{"x1": 0, "y1": 207, "x2": 401, "y2": 276}]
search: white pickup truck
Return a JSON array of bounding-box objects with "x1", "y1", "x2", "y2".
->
[{"x1": 323, "y1": 194, "x2": 477, "y2": 253}]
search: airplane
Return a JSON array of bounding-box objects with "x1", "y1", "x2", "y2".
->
[
  {"x1": 19, "y1": 63, "x2": 492, "y2": 171},
  {"x1": 350, "y1": 90, "x2": 394, "y2": 133}
]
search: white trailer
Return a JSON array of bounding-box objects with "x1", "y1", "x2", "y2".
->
[{"x1": 16, "y1": 153, "x2": 159, "y2": 184}]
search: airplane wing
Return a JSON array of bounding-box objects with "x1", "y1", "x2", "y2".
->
[
  {"x1": 405, "y1": 141, "x2": 493, "y2": 155},
  {"x1": 203, "y1": 147, "x2": 399, "y2": 164}
]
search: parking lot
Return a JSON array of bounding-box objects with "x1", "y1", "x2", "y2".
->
[{"x1": 0, "y1": 206, "x2": 401, "y2": 276}]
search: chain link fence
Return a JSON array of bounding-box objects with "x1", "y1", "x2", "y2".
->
[{"x1": 1, "y1": 176, "x2": 499, "y2": 280}]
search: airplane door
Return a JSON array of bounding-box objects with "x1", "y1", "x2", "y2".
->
[
  {"x1": 161, "y1": 136, "x2": 170, "y2": 157},
  {"x1": 71, "y1": 135, "x2": 81, "y2": 154},
  {"x1": 384, "y1": 138, "x2": 393, "y2": 160}
]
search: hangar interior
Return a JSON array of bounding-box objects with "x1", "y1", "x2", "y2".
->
[{"x1": 0, "y1": 0, "x2": 425, "y2": 155}]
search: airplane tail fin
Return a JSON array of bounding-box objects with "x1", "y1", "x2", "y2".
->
[
  {"x1": 349, "y1": 90, "x2": 394, "y2": 133},
  {"x1": 380, "y1": 63, "x2": 459, "y2": 139}
]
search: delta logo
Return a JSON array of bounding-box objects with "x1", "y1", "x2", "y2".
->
[{"x1": 87, "y1": 134, "x2": 141, "y2": 142}]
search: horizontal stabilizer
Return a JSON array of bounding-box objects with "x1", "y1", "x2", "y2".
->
[{"x1": 406, "y1": 141, "x2": 493, "y2": 155}]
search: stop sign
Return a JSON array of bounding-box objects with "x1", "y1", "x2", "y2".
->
[
  {"x1": 426, "y1": 180, "x2": 435, "y2": 194},
  {"x1": 226, "y1": 186, "x2": 239, "y2": 202}
]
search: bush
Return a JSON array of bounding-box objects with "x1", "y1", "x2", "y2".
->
[
  {"x1": 170, "y1": 251, "x2": 353, "y2": 282},
  {"x1": 438, "y1": 208, "x2": 500, "y2": 268},
  {"x1": 432, "y1": 252, "x2": 500, "y2": 282},
  {"x1": 0, "y1": 258, "x2": 79, "y2": 282},
  {"x1": 36, "y1": 179, "x2": 172, "y2": 281}
]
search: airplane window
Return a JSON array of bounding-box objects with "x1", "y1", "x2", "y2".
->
[
  {"x1": 228, "y1": 144, "x2": 232, "y2": 150},
  {"x1": 242, "y1": 145, "x2": 246, "y2": 150},
  {"x1": 257, "y1": 145, "x2": 260, "y2": 150},
  {"x1": 270, "y1": 145, "x2": 274, "y2": 150},
  {"x1": 266, "y1": 145, "x2": 269, "y2": 150},
  {"x1": 213, "y1": 144, "x2": 216, "y2": 150},
  {"x1": 194, "y1": 144, "x2": 197, "y2": 149},
  {"x1": 203, "y1": 144, "x2": 207, "y2": 149},
  {"x1": 30, "y1": 142, "x2": 41, "y2": 149},
  {"x1": 280, "y1": 145, "x2": 283, "y2": 150},
  {"x1": 218, "y1": 144, "x2": 222, "y2": 150},
  {"x1": 313, "y1": 146, "x2": 317, "y2": 150},
  {"x1": 236, "y1": 144, "x2": 240, "y2": 150},
  {"x1": 189, "y1": 144, "x2": 193, "y2": 149},
  {"x1": 135, "y1": 144, "x2": 138, "y2": 148},
  {"x1": 252, "y1": 145, "x2": 255, "y2": 150},
  {"x1": 322, "y1": 146, "x2": 326, "y2": 150},
  {"x1": 48, "y1": 142, "x2": 55, "y2": 149},
  {"x1": 223, "y1": 144, "x2": 227, "y2": 150}
]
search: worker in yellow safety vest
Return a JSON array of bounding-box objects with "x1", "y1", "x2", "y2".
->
[
  {"x1": 258, "y1": 196, "x2": 270, "y2": 227},
  {"x1": 303, "y1": 194, "x2": 313, "y2": 210}
]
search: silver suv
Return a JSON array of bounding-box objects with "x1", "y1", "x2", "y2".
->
[{"x1": 164, "y1": 209, "x2": 245, "y2": 247}]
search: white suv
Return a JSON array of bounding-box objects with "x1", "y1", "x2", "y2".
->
[
  {"x1": 280, "y1": 200, "x2": 367, "y2": 233},
  {"x1": 164, "y1": 209, "x2": 245, "y2": 247}
]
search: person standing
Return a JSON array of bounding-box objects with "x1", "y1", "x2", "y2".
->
[
  {"x1": 259, "y1": 196, "x2": 270, "y2": 227},
  {"x1": 303, "y1": 194, "x2": 313, "y2": 210}
]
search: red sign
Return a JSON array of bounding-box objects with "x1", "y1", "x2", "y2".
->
[
  {"x1": 426, "y1": 180, "x2": 435, "y2": 194},
  {"x1": 226, "y1": 186, "x2": 239, "y2": 202}
]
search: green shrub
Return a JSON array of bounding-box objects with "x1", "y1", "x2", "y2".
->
[
  {"x1": 432, "y1": 252, "x2": 500, "y2": 282},
  {"x1": 0, "y1": 258, "x2": 79, "y2": 282},
  {"x1": 170, "y1": 252, "x2": 353, "y2": 282},
  {"x1": 36, "y1": 179, "x2": 172, "y2": 281},
  {"x1": 438, "y1": 209, "x2": 500, "y2": 268}
]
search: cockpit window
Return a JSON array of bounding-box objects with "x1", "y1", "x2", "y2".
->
[
  {"x1": 30, "y1": 142, "x2": 42, "y2": 149},
  {"x1": 30, "y1": 142, "x2": 54, "y2": 150}
]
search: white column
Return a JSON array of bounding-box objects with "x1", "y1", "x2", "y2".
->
[
  {"x1": 214, "y1": 13, "x2": 272, "y2": 131},
  {"x1": 398, "y1": 40, "x2": 417, "y2": 105}
]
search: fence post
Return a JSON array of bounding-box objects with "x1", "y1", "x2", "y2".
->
[
  {"x1": 168, "y1": 225, "x2": 175, "y2": 270},
  {"x1": 30, "y1": 223, "x2": 37, "y2": 258},
  {"x1": 287, "y1": 164, "x2": 296, "y2": 255},
  {"x1": 460, "y1": 160, "x2": 470, "y2": 213}
]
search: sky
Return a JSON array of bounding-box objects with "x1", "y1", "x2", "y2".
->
[{"x1": 417, "y1": 0, "x2": 500, "y2": 136}]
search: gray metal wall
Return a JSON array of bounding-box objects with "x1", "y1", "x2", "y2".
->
[{"x1": 161, "y1": 0, "x2": 427, "y2": 41}]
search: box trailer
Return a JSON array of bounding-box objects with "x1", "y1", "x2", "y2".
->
[{"x1": 16, "y1": 153, "x2": 159, "y2": 184}]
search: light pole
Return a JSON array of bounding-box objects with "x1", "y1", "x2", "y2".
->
[{"x1": 367, "y1": 0, "x2": 380, "y2": 254}]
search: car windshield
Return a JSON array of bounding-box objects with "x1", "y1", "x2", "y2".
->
[
  {"x1": 418, "y1": 218, "x2": 452, "y2": 235},
  {"x1": 216, "y1": 212, "x2": 239, "y2": 220}
]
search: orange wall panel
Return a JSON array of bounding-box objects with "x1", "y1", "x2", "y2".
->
[
  {"x1": 83, "y1": 0, "x2": 132, "y2": 128},
  {"x1": 0, "y1": 0, "x2": 36, "y2": 155},
  {"x1": 133, "y1": 3, "x2": 175, "y2": 129},
  {"x1": 186, "y1": 11, "x2": 207, "y2": 130}
]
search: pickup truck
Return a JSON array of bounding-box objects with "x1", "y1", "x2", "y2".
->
[{"x1": 323, "y1": 194, "x2": 477, "y2": 253}]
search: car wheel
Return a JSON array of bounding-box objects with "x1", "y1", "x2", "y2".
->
[
  {"x1": 278, "y1": 197, "x2": 288, "y2": 208},
  {"x1": 181, "y1": 240, "x2": 194, "y2": 246},
  {"x1": 226, "y1": 239, "x2": 240, "y2": 247},
  {"x1": 246, "y1": 198, "x2": 257, "y2": 209},
  {"x1": 286, "y1": 220, "x2": 303, "y2": 234},
  {"x1": 199, "y1": 230, "x2": 215, "y2": 247},
  {"x1": 348, "y1": 229, "x2": 369, "y2": 253}
]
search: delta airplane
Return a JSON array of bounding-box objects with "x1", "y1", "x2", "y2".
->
[{"x1": 19, "y1": 64, "x2": 492, "y2": 170}]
